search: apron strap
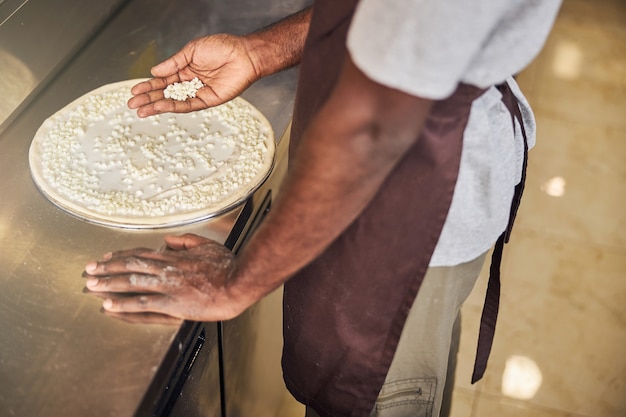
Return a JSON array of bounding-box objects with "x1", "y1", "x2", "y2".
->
[{"x1": 472, "y1": 82, "x2": 529, "y2": 383}]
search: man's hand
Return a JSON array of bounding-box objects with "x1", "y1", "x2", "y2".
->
[
  {"x1": 83, "y1": 234, "x2": 253, "y2": 322},
  {"x1": 128, "y1": 8, "x2": 312, "y2": 118},
  {"x1": 128, "y1": 34, "x2": 260, "y2": 118}
]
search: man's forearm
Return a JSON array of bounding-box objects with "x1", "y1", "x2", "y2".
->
[
  {"x1": 243, "y1": 7, "x2": 312, "y2": 78},
  {"x1": 229, "y1": 58, "x2": 433, "y2": 305}
]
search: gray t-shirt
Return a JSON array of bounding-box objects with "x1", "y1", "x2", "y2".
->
[{"x1": 346, "y1": 0, "x2": 561, "y2": 266}]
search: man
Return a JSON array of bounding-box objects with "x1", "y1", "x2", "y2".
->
[{"x1": 84, "y1": 1, "x2": 562, "y2": 416}]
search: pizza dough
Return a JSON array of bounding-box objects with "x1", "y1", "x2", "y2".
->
[{"x1": 29, "y1": 79, "x2": 275, "y2": 228}]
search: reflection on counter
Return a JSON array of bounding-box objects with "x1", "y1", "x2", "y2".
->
[
  {"x1": 0, "y1": 0, "x2": 128, "y2": 132},
  {"x1": 0, "y1": 49, "x2": 36, "y2": 125}
]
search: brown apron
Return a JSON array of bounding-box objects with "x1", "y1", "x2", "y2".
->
[{"x1": 282, "y1": 1, "x2": 528, "y2": 416}]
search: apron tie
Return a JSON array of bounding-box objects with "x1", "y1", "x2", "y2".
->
[{"x1": 472, "y1": 82, "x2": 529, "y2": 383}]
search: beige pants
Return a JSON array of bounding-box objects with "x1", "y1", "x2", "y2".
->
[{"x1": 305, "y1": 253, "x2": 487, "y2": 417}]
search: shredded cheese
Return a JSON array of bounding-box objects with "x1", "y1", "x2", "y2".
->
[{"x1": 163, "y1": 77, "x2": 205, "y2": 101}]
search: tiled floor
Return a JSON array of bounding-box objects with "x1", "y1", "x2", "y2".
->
[
  {"x1": 452, "y1": 1, "x2": 626, "y2": 416},
  {"x1": 278, "y1": 0, "x2": 626, "y2": 416}
]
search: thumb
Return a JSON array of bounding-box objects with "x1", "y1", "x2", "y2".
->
[{"x1": 151, "y1": 46, "x2": 192, "y2": 78}]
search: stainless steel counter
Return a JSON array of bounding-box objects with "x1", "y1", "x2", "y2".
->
[{"x1": 0, "y1": 0, "x2": 308, "y2": 415}]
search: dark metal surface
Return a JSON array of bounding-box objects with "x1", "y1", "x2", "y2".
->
[
  {"x1": 0, "y1": 0, "x2": 128, "y2": 133},
  {"x1": 0, "y1": 0, "x2": 308, "y2": 415}
]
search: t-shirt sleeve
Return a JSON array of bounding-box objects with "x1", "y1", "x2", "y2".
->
[{"x1": 346, "y1": 0, "x2": 513, "y2": 99}]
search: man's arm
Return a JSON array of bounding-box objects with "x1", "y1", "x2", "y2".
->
[
  {"x1": 230, "y1": 58, "x2": 434, "y2": 305},
  {"x1": 84, "y1": 56, "x2": 433, "y2": 321},
  {"x1": 128, "y1": 7, "x2": 312, "y2": 117},
  {"x1": 242, "y1": 7, "x2": 312, "y2": 78}
]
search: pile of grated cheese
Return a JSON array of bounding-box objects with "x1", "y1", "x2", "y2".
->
[{"x1": 163, "y1": 77, "x2": 205, "y2": 101}]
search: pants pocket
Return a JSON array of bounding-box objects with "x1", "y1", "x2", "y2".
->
[{"x1": 371, "y1": 378, "x2": 437, "y2": 417}]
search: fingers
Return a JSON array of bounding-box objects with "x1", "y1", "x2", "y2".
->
[
  {"x1": 128, "y1": 79, "x2": 168, "y2": 118},
  {"x1": 85, "y1": 275, "x2": 180, "y2": 314},
  {"x1": 85, "y1": 251, "x2": 174, "y2": 277},
  {"x1": 151, "y1": 46, "x2": 193, "y2": 78},
  {"x1": 85, "y1": 286, "x2": 184, "y2": 324},
  {"x1": 101, "y1": 293, "x2": 174, "y2": 315},
  {"x1": 84, "y1": 277, "x2": 187, "y2": 323},
  {"x1": 164, "y1": 234, "x2": 213, "y2": 250},
  {"x1": 85, "y1": 272, "x2": 179, "y2": 293},
  {"x1": 130, "y1": 77, "x2": 171, "y2": 95},
  {"x1": 127, "y1": 88, "x2": 165, "y2": 110},
  {"x1": 84, "y1": 235, "x2": 211, "y2": 276},
  {"x1": 154, "y1": 97, "x2": 199, "y2": 114},
  {"x1": 129, "y1": 94, "x2": 208, "y2": 118},
  {"x1": 128, "y1": 75, "x2": 180, "y2": 107}
]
